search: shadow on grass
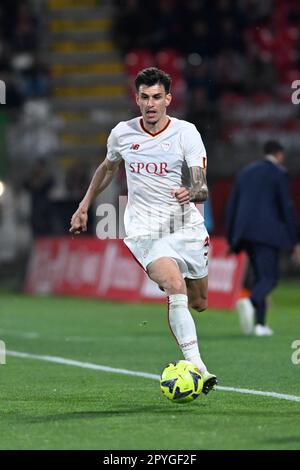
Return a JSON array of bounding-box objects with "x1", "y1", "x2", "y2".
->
[
  {"x1": 261, "y1": 436, "x2": 300, "y2": 446},
  {"x1": 13, "y1": 407, "x2": 300, "y2": 424}
]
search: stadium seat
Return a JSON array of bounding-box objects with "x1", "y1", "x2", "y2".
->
[
  {"x1": 125, "y1": 49, "x2": 156, "y2": 98},
  {"x1": 280, "y1": 68, "x2": 300, "y2": 84},
  {"x1": 155, "y1": 48, "x2": 184, "y2": 76},
  {"x1": 168, "y1": 75, "x2": 186, "y2": 109},
  {"x1": 125, "y1": 49, "x2": 155, "y2": 77}
]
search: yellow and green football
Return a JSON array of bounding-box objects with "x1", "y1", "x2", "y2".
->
[{"x1": 160, "y1": 360, "x2": 203, "y2": 404}]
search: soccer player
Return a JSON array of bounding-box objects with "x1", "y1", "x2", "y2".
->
[{"x1": 70, "y1": 67, "x2": 217, "y2": 394}]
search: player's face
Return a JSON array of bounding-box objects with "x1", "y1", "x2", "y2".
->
[{"x1": 136, "y1": 84, "x2": 172, "y2": 126}]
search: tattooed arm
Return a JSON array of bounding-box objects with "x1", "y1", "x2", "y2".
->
[
  {"x1": 188, "y1": 166, "x2": 208, "y2": 202},
  {"x1": 171, "y1": 166, "x2": 208, "y2": 205}
]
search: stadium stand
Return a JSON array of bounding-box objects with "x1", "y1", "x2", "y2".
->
[{"x1": 114, "y1": 0, "x2": 300, "y2": 236}]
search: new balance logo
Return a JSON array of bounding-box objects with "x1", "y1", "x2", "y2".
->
[{"x1": 131, "y1": 144, "x2": 140, "y2": 150}]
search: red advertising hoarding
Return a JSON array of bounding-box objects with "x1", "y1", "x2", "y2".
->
[{"x1": 25, "y1": 237, "x2": 246, "y2": 309}]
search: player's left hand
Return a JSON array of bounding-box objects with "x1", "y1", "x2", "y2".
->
[{"x1": 171, "y1": 187, "x2": 190, "y2": 205}]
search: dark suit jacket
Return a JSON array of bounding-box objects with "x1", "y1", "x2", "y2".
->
[{"x1": 226, "y1": 159, "x2": 299, "y2": 252}]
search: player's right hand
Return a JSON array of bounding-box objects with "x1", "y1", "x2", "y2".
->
[{"x1": 69, "y1": 208, "x2": 88, "y2": 235}]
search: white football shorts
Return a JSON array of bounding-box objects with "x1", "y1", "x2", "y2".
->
[{"x1": 124, "y1": 224, "x2": 209, "y2": 279}]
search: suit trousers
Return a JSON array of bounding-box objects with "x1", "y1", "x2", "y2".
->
[{"x1": 243, "y1": 241, "x2": 279, "y2": 325}]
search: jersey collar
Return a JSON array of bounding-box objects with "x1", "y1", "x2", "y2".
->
[{"x1": 139, "y1": 117, "x2": 171, "y2": 137}]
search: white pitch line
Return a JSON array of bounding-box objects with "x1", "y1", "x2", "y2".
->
[
  {"x1": 6, "y1": 350, "x2": 300, "y2": 403},
  {"x1": 7, "y1": 350, "x2": 159, "y2": 380},
  {"x1": 216, "y1": 386, "x2": 300, "y2": 403}
]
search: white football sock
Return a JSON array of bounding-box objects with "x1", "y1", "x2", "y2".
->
[{"x1": 168, "y1": 294, "x2": 207, "y2": 374}]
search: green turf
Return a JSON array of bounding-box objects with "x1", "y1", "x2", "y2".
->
[{"x1": 0, "y1": 283, "x2": 300, "y2": 450}]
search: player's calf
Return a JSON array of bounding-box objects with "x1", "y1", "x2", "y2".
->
[
  {"x1": 186, "y1": 277, "x2": 208, "y2": 313},
  {"x1": 190, "y1": 298, "x2": 208, "y2": 312}
]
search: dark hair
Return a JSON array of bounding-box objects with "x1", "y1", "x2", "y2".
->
[
  {"x1": 263, "y1": 140, "x2": 284, "y2": 155},
  {"x1": 135, "y1": 67, "x2": 171, "y2": 93}
]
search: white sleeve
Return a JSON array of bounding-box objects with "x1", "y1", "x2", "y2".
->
[
  {"x1": 106, "y1": 128, "x2": 122, "y2": 163},
  {"x1": 182, "y1": 124, "x2": 207, "y2": 169}
]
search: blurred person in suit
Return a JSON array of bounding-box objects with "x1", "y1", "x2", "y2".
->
[
  {"x1": 24, "y1": 158, "x2": 54, "y2": 236},
  {"x1": 226, "y1": 140, "x2": 300, "y2": 336}
]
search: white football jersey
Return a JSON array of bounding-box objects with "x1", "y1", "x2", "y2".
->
[{"x1": 106, "y1": 116, "x2": 207, "y2": 238}]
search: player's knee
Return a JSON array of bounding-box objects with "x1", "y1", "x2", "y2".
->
[
  {"x1": 165, "y1": 276, "x2": 186, "y2": 294},
  {"x1": 191, "y1": 297, "x2": 208, "y2": 312}
]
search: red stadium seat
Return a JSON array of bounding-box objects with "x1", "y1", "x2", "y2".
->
[
  {"x1": 124, "y1": 48, "x2": 186, "y2": 108},
  {"x1": 125, "y1": 49, "x2": 155, "y2": 77},
  {"x1": 125, "y1": 49, "x2": 156, "y2": 98},
  {"x1": 280, "y1": 68, "x2": 300, "y2": 84},
  {"x1": 155, "y1": 48, "x2": 184, "y2": 75},
  {"x1": 168, "y1": 75, "x2": 186, "y2": 109}
]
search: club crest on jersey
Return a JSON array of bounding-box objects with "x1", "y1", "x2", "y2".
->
[
  {"x1": 161, "y1": 141, "x2": 170, "y2": 152},
  {"x1": 131, "y1": 143, "x2": 140, "y2": 150}
]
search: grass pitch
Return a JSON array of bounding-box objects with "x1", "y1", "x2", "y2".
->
[{"x1": 0, "y1": 283, "x2": 300, "y2": 450}]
